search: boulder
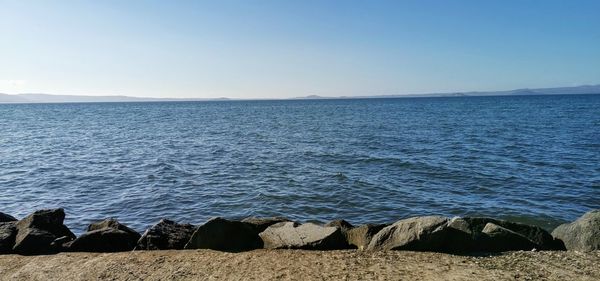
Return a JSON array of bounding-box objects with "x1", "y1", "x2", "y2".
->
[
  {"x1": 461, "y1": 217, "x2": 564, "y2": 250},
  {"x1": 241, "y1": 216, "x2": 291, "y2": 233},
  {"x1": 346, "y1": 223, "x2": 388, "y2": 250},
  {"x1": 552, "y1": 210, "x2": 600, "y2": 251},
  {"x1": 12, "y1": 209, "x2": 75, "y2": 255},
  {"x1": 67, "y1": 228, "x2": 139, "y2": 252},
  {"x1": 259, "y1": 222, "x2": 350, "y2": 250},
  {"x1": 325, "y1": 219, "x2": 358, "y2": 248},
  {"x1": 67, "y1": 218, "x2": 140, "y2": 252},
  {"x1": 0, "y1": 212, "x2": 17, "y2": 223},
  {"x1": 88, "y1": 218, "x2": 139, "y2": 235},
  {"x1": 0, "y1": 222, "x2": 17, "y2": 254},
  {"x1": 50, "y1": 236, "x2": 74, "y2": 252},
  {"x1": 184, "y1": 217, "x2": 262, "y2": 252},
  {"x1": 136, "y1": 219, "x2": 196, "y2": 250},
  {"x1": 325, "y1": 219, "x2": 354, "y2": 230},
  {"x1": 367, "y1": 216, "x2": 472, "y2": 252},
  {"x1": 480, "y1": 223, "x2": 537, "y2": 251}
]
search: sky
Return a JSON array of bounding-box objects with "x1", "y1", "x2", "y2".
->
[{"x1": 1, "y1": 0, "x2": 599, "y2": 99}]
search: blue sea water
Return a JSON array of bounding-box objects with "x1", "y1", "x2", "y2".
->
[{"x1": 0, "y1": 94, "x2": 599, "y2": 233}]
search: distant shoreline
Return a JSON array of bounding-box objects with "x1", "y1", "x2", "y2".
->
[
  {"x1": 1, "y1": 84, "x2": 599, "y2": 104},
  {"x1": 0, "y1": 92, "x2": 599, "y2": 105}
]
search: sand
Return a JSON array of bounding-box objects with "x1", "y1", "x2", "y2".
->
[{"x1": 0, "y1": 250, "x2": 598, "y2": 281}]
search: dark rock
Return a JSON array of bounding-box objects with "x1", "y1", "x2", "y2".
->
[
  {"x1": 184, "y1": 217, "x2": 262, "y2": 252},
  {"x1": 241, "y1": 216, "x2": 291, "y2": 233},
  {"x1": 552, "y1": 209, "x2": 600, "y2": 251},
  {"x1": 88, "y1": 218, "x2": 139, "y2": 235},
  {"x1": 0, "y1": 222, "x2": 17, "y2": 254},
  {"x1": 68, "y1": 228, "x2": 139, "y2": 252},
  {"x1": 50, "y1": 236, "x2": 74, "y2": 252},
  {"x1": 324, "y1": 219, "x2": 361, "y2": 249},
  {"x1": 480, "y1": 223, "x2": 537, "y2": 251},
  {"x1": 367, "y1": 216, "x2": 471, "y2": 252},
  {"x1": 12, "y1": 209, "x2": 75, "y2": 255},
  {"x1": 136, "y1": 219, "x2": 196, "y2": 250},
  {"x1": 346, "y1": 223, "x2": 388, "y2": 250},
  {"x1": 63, "y1": 218, "x2": 140, "y2": 253},
  {"x1": 0, "y1": 212, "x2": 17, "y2": 223},
  {"x1": 461, "y1": 217, "x2": 564, "y2": 250},
  {"x1": 325, "y1": 219, "x2": 354, "y2": 230},
  {"x1": 259, "y1": 222, "x2": 350, "y2": 250}
]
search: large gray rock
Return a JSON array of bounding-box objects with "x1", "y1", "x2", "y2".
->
[
  {"x1": 367, "y1": 216, "x2": 471, "y2": 252},
  {"x1": 481, "y1": 223, "x2": 537, "y2": 252},
  {"x1": 0, "y1": 222, "x2": 17, "y2": 254},
  {"x1": 0, "y1": 212, "x2": 17, "y2": 223},
  {"x1": 184, "y1": 217, "x2": 262, "y2": 252},
  {"x1": 460, "y1": 217, "x2": 564, "y2": 250},
  {"x1": 259, "y1": 222, "x2": 350, "y2": 250},
  {"x1": 346, "y1": 224, "x2": 388, "y2": 250},
  {"x1": 242, "y1": 216, "x2": 291, "y2": 233},
  {"x1": 136, "y1": 219, "x2": 196, "y2": 250},
  {"x1": 552, "y1": 210, "x2": 600, "y2": 251},
  {"x1": 12, "y1": 209, "x2": 75, "y2": 255}
]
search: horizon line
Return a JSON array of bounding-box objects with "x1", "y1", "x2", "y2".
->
[{"x1": 1, "y1": 83, "x2": 600, "y2": 102}]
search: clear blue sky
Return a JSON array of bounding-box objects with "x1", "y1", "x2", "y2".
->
[{"x1": 1, "y1": 0, "x2": 599, "y2": 98}]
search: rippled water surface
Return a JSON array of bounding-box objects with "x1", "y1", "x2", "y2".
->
[{"x1": 1, "y1": 95, "x2": 599, "y2": 233}]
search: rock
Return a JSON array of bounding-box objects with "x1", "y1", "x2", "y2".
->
[
  {"x1": 481, "y1": 223, "x2": 537, "y2": 251},
  {"x1": 242, "y1": 216, "x2": 291, "y2": 233},
  {"x1": 88, "y1": 218, "x2": 139, "y2": 235},
  {"x1": 50, "y1": 236, "x2": 74, "y2": 252},
  {"x1": 136, "y1": 219, "x2": 196, "y2": 250},
  {"x1": 0, "y1": 222, "x2": 17, "y2": 254},
  {"x1": 461, "y1": 217, "x2": 564, "y2": 250},
  {"x1": 447, "y1": 217, "x2": 472, "y2": 235},
  {"x1": 184, "y1": 217, "x2": 262, "y2": 252},
  {"x1": 325, "y1": 220, "x2": 358, "y2": 248},
  {"x1": 12, "y1": 209, "x2": 75, "y2": 255},
  {"x1": 67, "y1": 228, "x2": 138, "y2": 252},
  {"x1": 346, "y1": 224, "x2": 388, "y2": 250},
  {"x1": 325, "y1": 219, "x2": 354, "y2": 230},
  {"x1": 0, "y1": 212, "x2": 17, "y2": 223},
  {"x1": 552, "y1": 210, "x2": 600, "y2": 251},
  {"x1": 259, "y1": 222, "x2": 350, "y2": 250},
  {"x1": 67, "y1": 218, "x2": 140, "y2": 252},
  {"x1": 367, "y1": 216, "x2": 469, "y2": 252}
]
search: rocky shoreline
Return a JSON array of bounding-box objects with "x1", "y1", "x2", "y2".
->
[{"x1": 0, "y1": 209, "x2": 598, "y2": 255}]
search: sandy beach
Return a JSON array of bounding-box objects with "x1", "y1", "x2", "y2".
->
[{"x1": 0, "y1": 250, "x2": 598, "y2": 281}]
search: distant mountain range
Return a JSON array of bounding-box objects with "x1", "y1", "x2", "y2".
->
[
  {"x1": 1, "y1": 84, "x2": 599, "y2": 103},
  {"x1": 295, "y1": 84, "x2": 600, "y2": 100}
]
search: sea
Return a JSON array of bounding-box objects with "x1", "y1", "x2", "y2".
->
[{"x1": 1, "y1": 94, "x2": 599, "y2": 233}]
